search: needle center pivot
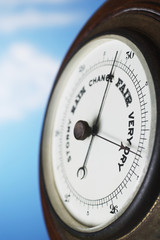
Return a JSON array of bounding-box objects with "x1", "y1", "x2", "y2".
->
[
  {"x1": 92, "y1": 124, "x2": 99, "y2": 136},
  {"x1": 74, "y1": 120, "x2": 92, "y2": 140}
]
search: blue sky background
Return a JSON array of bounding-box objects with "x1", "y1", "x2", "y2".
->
[{"x1": 0, "y1": 0, "x2": 106, "y2": 239}]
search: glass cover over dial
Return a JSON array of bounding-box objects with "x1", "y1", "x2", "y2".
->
[{"x1": 42, "y1": 34, "x2": 156, "y2": 233}]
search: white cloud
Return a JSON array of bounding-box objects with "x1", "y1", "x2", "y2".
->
[
  {"x1": 0, "y1": 0, "x2": 74, "y2": 4},
  {"x1": 0, "y1": 43, "x2": 60, "y2": 122},
  {"x1": 0, "y1": 10, "x2": 82, "y2": 33}
]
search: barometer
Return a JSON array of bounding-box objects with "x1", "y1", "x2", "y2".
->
[{"x1": 40, "y1": 0, "x2": 160, "y2": 239}]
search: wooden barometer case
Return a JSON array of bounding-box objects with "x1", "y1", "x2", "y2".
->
[{"x1": 40, "y1": 0, "x2": 160, "y2": 239}]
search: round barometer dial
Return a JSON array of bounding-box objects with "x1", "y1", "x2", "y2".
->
[
  {"x1": 50, "y1": 34, "x2": 156, "y2": 229},
  {"x1": 40, "y1": 1, "x2": 160, "y2": 239}
]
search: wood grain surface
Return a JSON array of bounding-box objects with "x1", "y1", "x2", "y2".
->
[{"x1": 40, "y1": 0, "x2": 160, "y2": 239}]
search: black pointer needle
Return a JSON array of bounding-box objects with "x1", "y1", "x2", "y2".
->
[
  {"x1": 77, "y1": 135, "x2": 94, "y2": 179},
  {"x1": 95, "y1": 133, "x2": 142, "y2": 158},
  {"x1": 95, "y1": 51, "x2": 118, "y2": 126},
  {"x1": 77, "y1": 51, "x2": 119, "y2": 180}
]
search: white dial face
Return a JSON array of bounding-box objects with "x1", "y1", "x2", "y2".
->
[{"x1": 42, "y1": 35, "x2": 156, "y2": 232}]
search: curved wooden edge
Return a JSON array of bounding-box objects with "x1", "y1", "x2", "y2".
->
[
  {"x1": 40, "y1": 173, "x2": 80, "y2": 240},
  {"x1": 40, "y1": 0, "x2": 160, "y2": 239},
  {"x1": 56, "y1": 0, "x2": 160, "y2": 77},
  {"x1": 119, "y1": 195, "x2": 160, "y2": 240},
  {"x1": 40, "y1": 175, "x2": 61, "y2": 240}
]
